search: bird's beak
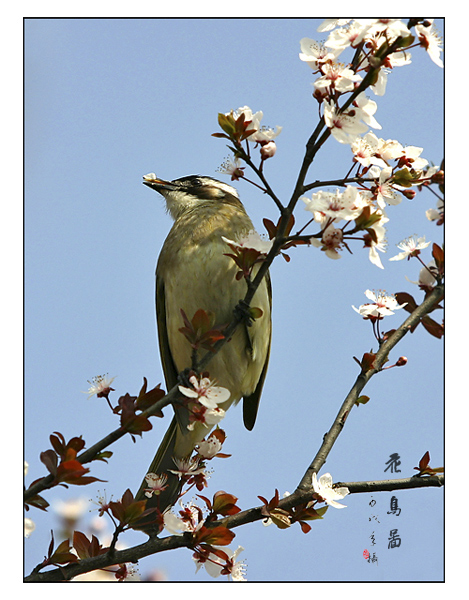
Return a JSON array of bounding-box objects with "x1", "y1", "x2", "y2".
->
[{"x1": 142, "y1": 174, "x2": 177, "y2": 193}]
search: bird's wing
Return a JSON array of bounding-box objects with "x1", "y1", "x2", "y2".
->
[
  {"x1": 156, "y1": 273, "x2": 193, "y2": 434},
  {"x1": 242, "y1": 271, "x2": 272, "y2": 431},
  {"x1": 134, "y1": 276, "x2": 185, "y2": 517},
  {"x1": 156, "y1": 274, "x2": 179, "y2": 391}
]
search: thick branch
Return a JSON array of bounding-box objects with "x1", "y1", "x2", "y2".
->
[
  {"x1": 24, "y1": 473, "x2": 442, "y2": 582},
  {"x1": 297, "y1": 283, "x2": 444, "y2": 491},
  {"x1": 218, "y1": 474, "x2": 444, "y2": 531},
  {"x1": 334, "y1": 474, "x2": 444, "y2": 494}
]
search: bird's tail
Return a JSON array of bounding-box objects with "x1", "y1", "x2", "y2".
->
[{"x1": 135, "y1": 416, "x2": 182, "y2": 526}]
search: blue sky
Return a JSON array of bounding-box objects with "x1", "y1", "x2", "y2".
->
[{"x1": 24, "y1": 18, "x2": 444, "y2": 582}]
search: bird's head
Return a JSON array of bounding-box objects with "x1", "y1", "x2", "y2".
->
[{"x1": 143, "y1": 174, "x2": 242, "y2": 221}]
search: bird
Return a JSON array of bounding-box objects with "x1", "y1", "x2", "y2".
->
[{"x1": 136, "y1": 174, "x2": 272, "y2": 519}]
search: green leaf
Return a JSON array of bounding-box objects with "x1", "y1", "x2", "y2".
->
[{"x1": 355, "y1": 395, "x2": 370, "y2": 407}]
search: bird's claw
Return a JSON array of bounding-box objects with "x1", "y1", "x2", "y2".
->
[{"x1": 234, "y1": 299, "x2": 254, "y2": 327}]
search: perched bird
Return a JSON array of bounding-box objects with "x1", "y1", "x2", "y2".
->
[{"x1": 137, "y1": 174, "x2": 272, "y2": 517}]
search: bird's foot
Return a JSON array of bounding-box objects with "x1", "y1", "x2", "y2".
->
[{"x1": 234, "y1": 299, "x2": 255, "y2": 327}]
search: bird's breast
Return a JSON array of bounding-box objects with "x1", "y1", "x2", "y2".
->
[{"x1": 157, "y1": 207, "x2": 270, "y2": 403}]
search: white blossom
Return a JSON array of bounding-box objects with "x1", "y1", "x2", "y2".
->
[
  {"x1": 312, "y1": 472, "x2": 349, "y2": 509},
  {"x1": 217, "y1": 156, "x2": 244, "y2": 180},
  {"x1": 299, "y1": 38, "x2": 339, "y2": 69},
  {"x1": 302, "y1": 186, "x2": 366, "y2": 222},
  {"x1": 351, "y1": 133, "x2": 388, "y2": 168},
  {"x1": 179, "y1": 375, "x2": 230, "y2": 409},
  {"x1": 222, "y1": 230, "x2": 273, "y2": 254},
  {"x1": 314, "y1": 63, "x2": 362, "y2": 93},
  {"x1": 375, "y1": 167, "x2": 402, "y2": 209},
  {"x1": 361, "y1": 19, "x2": 411, "y2": 44},
  {"x1": 406, "y1": 260, "x2": 438, "y2": 288},
  {"x1": 389, "y1": 235, "x2": 431, "y2": 261},
  {"x1": 354, "y1": 94, "x2": 381, "y2": 130},
  {"x1": 323, "y1": 100, "x2": 369, "y2": 144},
  {"x1": 230, "y1": 106, "x2": 281, "y2": 144},
  {"x1": 324, "y1": 21, "x2": 372, "y2": 54},
  {"x1": 194, "y1": 545, "x2": 247, "y2": 581},
  {"x1": 426, "y1": 198, "x2": 444, "y2": 224},
  {"x1": 317, "y1": 19, "x2": 352, "y2": 32},
  {"x1": 84, "y1": 374, "x2": 116, "y2": 399},
  {"x1": 310, "y1": 222, "x2": 344, "y2": 260},
  {"x1": 353, "y1": 289, "x2": 407, "y2": 319},
  {"x1": 24, "y1": 518, "x2": 36, "y2": 538},
  {"x1": 163, "y1": 501, "x2": 203, "y2": 535},
  {"x1": 365, "y1": 210, "x2": 389, "y2": 269},
  {"x1": 144, "y1": 473, "x2": 168, "y2": 498},
  {"x1": 53, "y1": 497, "x2": 90, "y2": 521},
  {"x1": 196, "y1": 436, "x2": 223, "y2": 459},
  {"x1": 415, "y1": 22, "x2": 444, "y2": 68},
  {"x1": 250, "y1": 126, "x2": 282, "y2": 144}
]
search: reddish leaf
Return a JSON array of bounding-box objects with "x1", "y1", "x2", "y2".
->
[
  {"x1": 299, "y1": 521, "x2": 312, "y2": 534},
  {"x1": 73, "y1": 531, "x2": 107, "y2": 559},
  {"x1": 354, "y1": 352, "x2": 377, "y2": 372},
  {"x1": 67, "y1": 436, "x2": 86, "y2": 454},
  {"x1": 178, "y1": 308, "x2": 225, "y2": 352},
  {"x1": 192, "y1": 308, "x2": 212, "y2": 332},
  {"x1": 24, "y1": 491, "x2": 50, "y2": 512},
  {"x1": 55, "y1": 459, "x2": 105, "y2": 486},
  {"x1": 194, "y1": 524, "x2": 235, "y2": 546},
  {"x1": 395, "y1": 292, "x2": 418, "y2": 313},
  {"x1": 421, "y1": 315, "x2": 444, "y2": 339},
  {"x1": 268, "y1": 507, "x2": 292, "y2": 529},
  {"x1": 40, "y1": 449, "x2": 58, "y2": 476},
  {"x1": 196, "y1": 494, "x2": 213, "y2": 512},
  {"x1": 263, "y1": 217, "x2": 277, "y2": 240},
  {"x1": 414, "y1": 450, "x2": 444, "y2": 476},
  {"x1": 49, "y1": 432, "x2": 66, "y2": 457},
  {"x1": 50, "y1": 538, "x2": 78, "y2": 565},
  {"x1": 210, "y1": 428, "x2": 226, "y2": 444},
  {"x1": 124, "y1": 413, "x2": 153, "y2": 436},
  {"x1": 137, "y1": 378, "x2": 166, "y2": 417},
  {"x1": 109, "y1": 489, "x2": 149, "y2": 526},
  {"x1": 432, "y1": 243, "x2": 444, "y2": 274},
  {"x1": 212, "y1": 491, "x2": 241, "y2": 516},
  {"x1": 419, "y1": 451, "x2": 430, "y2": 470}
]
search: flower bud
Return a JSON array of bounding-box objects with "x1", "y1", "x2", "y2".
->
[
  {"x1": 402, "y1": 188, "x2": 416, "y2": 200},
  {"x1": 260, "y1": 141, "x2": 277, "y2": 159}
]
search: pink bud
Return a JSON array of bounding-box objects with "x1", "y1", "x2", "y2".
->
[
  {"x1": 402, "y1": 189, "x2": 416, "y2": 200},
  {"x1": 396, "y1": 356, "x2": 408, "y2": 367},
  {"x1": 260, "y1": 141, "x2": 277, "y2": 159}
]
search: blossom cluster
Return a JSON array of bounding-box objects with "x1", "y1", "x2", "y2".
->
[
  {"x1": 231, "y1": 105, "x2": 282, "y2": 158},
  {"x1": 144, "y1": 428, "x2": 228, "y2": 500},
  {"x1": 302, "y1": 184, "x2": 388, "y2": 268},
  {"x1": 215, "y1": 104, "x2": 283, "y2": 178},
  {"x1": 178, "y1": 374, "x2": 230, "y2": 430},
  {"x1": 300, "y1": 19, "x2": 442, "y2": 99},
  {"x1": 164, "y1": 499, "x2": 247, "y2": 580},
  {"x1": 145, "y1": 427, "x2": 247, "y2": 580},
  {"x1": 297, "y1": 19, "x2": 443, "y2": 268}
]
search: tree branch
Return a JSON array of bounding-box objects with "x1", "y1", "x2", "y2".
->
[
  {"x1": 297, "y1": 283, "x2": 444, "y2": 491},
  {"x1": 24, "y1": 472, "x2": 442, "y2": 582}
]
